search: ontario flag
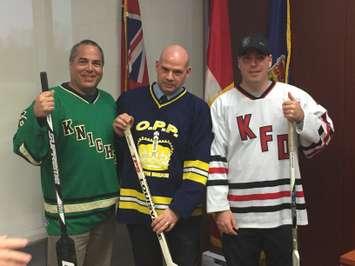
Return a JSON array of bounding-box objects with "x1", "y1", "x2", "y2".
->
[
  {"x1": 120, "y1": 0, "x2": 149, "y2": 93},
  {"x1": 268, "y1": 0, "x2": 292, "y2": 83},
  {"x1": 204, "y1": 0, "x2": 234, "y2": 105}
]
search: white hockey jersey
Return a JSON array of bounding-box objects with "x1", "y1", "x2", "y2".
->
[{"x1": 207, "y1": 81, "x2": 334, "y2": 228}]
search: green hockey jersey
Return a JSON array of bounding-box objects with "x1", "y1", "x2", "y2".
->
[{"x1": 13, "y1": 83, "x2": 119, "y2": 235}]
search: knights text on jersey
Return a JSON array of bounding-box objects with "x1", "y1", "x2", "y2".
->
[{"x1": 207, "y1": 82, "x2": 334, "y2": 228}]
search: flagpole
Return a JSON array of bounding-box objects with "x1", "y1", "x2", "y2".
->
[
  {"x1": 122, "y1": 0, "x2": 128, "y2": 92},
  {"x1": 285, "y1": 0, "x2": 291, "y2": 83}
]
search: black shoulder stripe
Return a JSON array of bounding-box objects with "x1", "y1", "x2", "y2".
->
[
  {"x1": 207, "y1": 180, "x2": 229, "y2": 186},
  {"x1": 210, "y1": 155, "x2": 227, "y2": 162},
  {"x1": 300, "y1": 139, "x2": 322, "y2": 151}
]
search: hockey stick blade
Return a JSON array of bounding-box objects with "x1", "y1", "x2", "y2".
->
[
  {"x1": 292, "y1": 249, "x2": 300, "y2": 266},
  {"x1": 56, "y1": 235, "x2": 77, "y2": 266}
]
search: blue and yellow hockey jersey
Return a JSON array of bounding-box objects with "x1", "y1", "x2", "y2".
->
[{"x1": 116, "y1": 84, "x2": 212, "y2": 224}]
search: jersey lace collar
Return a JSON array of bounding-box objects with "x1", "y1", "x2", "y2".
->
[{"x1": 237, "y1": 81, "x2": 275, "y2": 100}]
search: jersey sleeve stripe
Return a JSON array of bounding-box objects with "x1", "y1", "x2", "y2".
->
[
  {"x1": 300, "y1": 111, "x2": 334, "y2": 158},
  {"x1": 18, "y1": 143, "x2": 41, "y2": 165},
  {"x1": 183, "y1": 160, "x2": 209, "y2": 171},
  {"x1": 210, "y1": 155, "x2": 227, "y2": 162},
  {"x1": 182, "y1": 172, "x2": 207, "y2": 185},
  {"x1": 207, "y1": 179, "x2": 229, "y2": 186},
  {"x1": 209, "y1": 167, "x2": 228, "y2": 174}
]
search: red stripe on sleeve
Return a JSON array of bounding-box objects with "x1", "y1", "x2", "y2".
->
[{"x1": 209, "y1": 167, "x2": 228, "y2": 174}]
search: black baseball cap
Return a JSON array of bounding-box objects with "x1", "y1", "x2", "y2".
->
[{"x1": 238, "y1": 33, "x2": 270, "y2": 56}]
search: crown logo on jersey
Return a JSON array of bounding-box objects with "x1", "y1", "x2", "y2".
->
[{"x1": 138, "y1": 131, "x2": 173, "y2": 171}]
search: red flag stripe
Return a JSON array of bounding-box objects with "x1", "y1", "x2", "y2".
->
[
  {"x1": 120, "y1": 0, "x2": 149, "y2": 93},
  {"x1": 204, "y1": 0, "x2": 234, "y2": 103}
]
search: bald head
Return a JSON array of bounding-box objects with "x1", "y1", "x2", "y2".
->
[
  {"x1": 159, "y1": 44, "x2": 190, "y2": 68},
  {"x1": 155, "y1": 44, "x2": 191, "y2": 95}
]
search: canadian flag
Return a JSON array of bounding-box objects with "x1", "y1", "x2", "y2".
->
[
  {"x1": 204, "y1": 0, "x2": 234, "y2": 104},
  {"x1": 205, "y1": 0, "x2": 234, "y2": 252}
]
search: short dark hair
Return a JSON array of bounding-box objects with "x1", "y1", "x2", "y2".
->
[{"x1": 69, "y1": 39, "x2": 105, "y2": 65}]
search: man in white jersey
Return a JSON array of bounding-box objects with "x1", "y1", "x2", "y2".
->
[{"x1": 206, "y1": 33, "x2": 334, "y2": 266}]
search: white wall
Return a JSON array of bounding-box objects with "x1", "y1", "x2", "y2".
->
[
  {"x1": 141, "y1": 0, "x2": 204, "y2": 96},
  {"x1": 0, "y1": 0, "x2": 204, "y2": 241}
]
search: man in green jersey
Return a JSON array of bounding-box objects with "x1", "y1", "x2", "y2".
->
[{"x1": 13, "y1": 40, "x2": 119, "y2": 266}]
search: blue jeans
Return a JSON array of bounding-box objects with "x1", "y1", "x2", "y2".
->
[
  {"x1": 126, "y1": 216, "x2": 202, "y2": 266},
  {"x1": 222, "y1": 225, "x2": 293, "y2": 266}
]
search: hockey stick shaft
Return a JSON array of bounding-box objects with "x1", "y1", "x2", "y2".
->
[
  {"x1": 124, "y1": 128, "x2": 178, "y2": 266},
  {"x1": 288, "y1": 121, "x2": 300, "y2": 266},
  {"x1": 40, "y1": 72, "x2": 66, "y2": 228},
  {"x1": 40, "y1": 72, "x2": 77, "y2": 266}
]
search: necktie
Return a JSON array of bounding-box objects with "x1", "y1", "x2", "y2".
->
[{"x1": 159, "y1": 95, "x2": 168, "y2": 104}]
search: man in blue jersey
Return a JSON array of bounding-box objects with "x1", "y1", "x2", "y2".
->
[{"x1": 113, "y1": 44, "x2": 213, "y2": 266}]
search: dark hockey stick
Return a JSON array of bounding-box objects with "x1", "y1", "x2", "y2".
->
[
  {"x1": 288, "y1": 121, "x2": 300, "y2": 266},
  {"x1": 124, "y1": 128, "x2": 178, "y2": 266},
  {"x1": 40, "y1": 72, "x2": 77, "y2": 266}
]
